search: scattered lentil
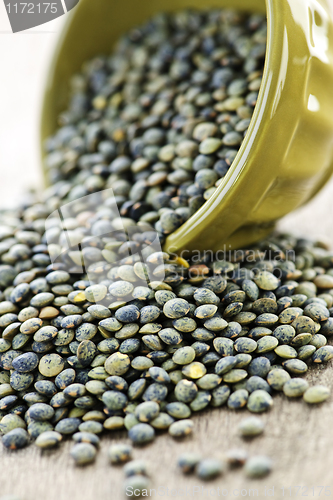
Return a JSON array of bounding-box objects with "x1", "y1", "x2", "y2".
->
[
  {"x1": 70, "y1": 442, "x2": 96, "y2": 465},
  {"x1": 303, "y1": 385, "x2": 330, "y2": 404},
  {"x1": 238, "y1": 416, "x2": 265, "y2": 437},
  {"x1": 0, "y1": 8, "x2": 332, "y2": 488},
  {"x1": 196, "y1": 459, "x2": 225, "y2": 480},
  {"x1": 244, "y1": 456, "x2": 272, "y2": 478}
]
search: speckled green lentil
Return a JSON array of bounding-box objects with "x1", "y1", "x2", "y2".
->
[
  {"x1": 104, "y1": 352, "x2": 130, "y2": 376},
  {"x1": 128, "y1": 423, "x2": 155, "y2": 445},
  {"x1": 256, "y1": 336, "x2": 278, "y2": 353},
  {"x1": 165, "y1": 402, "x2": 191, "y2": 419},
  {"x1": 72, "y1": 432, "x2": 100, "y2": 446},
  {"x1": 226, "y1": 448, "x2": 248, "y2": 466},
  {"x1": 169, "y1": 419, "x2": 194, "y2": 438},
  {"x1": 177, "y1": 452, "x2": 202, "y2": 474},
  {"x1": 150, "y1": 412, "x2": 174, "y2": 429},
  {"x1": 246, "y1": 376, "x2": 270, "y2": 394},
  {"x1": 0, "y1": 414, "x2": 25, "y2": 434},
  {"x1": 174, "y1": 380, "x2": 198, "y2": 403},
  {"x1": 123, "y1": 460, "x2": 148, "y2": 478},
  {"x1": 78, "y1": 421, "x2": 103, "y2": 434},
  {"x1": 55, "y1": 418, "x2": 81, "y2": 435},
  {"x1": 39, "y1": 354, "x2": 65, "y2": 377},
  {"x1": 0, "y1": 8, "x2": 332, "y2": 485},
  {"x1": 282, "y1": 359, "x2": 308, "y2": 375},
  {"x1": 234, "y1": 338, "x2": 257, "y2": 354},
  {"x1": 196, "y1": 459, "x2": 226, "y2": 480},
  {"x1": 303, "y1": 385, "x2": 330, "y2": 404},
  {"x1": 2, "y1": 428, "x2": 29, "y2": 449},
  {"x1": 245, "y1": 456, "x2": 272, "y2": 478},
  {"x1": 35, "y1": 431, "x2": 62, "y2": 448},
  {"x1": 238, "y1": 416, "x2": 265, "y2": 437},
  {"x1": 297, "y1": 345, "x2": 316, "y2": 360},
  {"x1": 123, "y1": 475, "x2": 150, "y2": 495},
  {"x1": 108, "y1": 443, "x2": 133, "y2": 464},
  {"x1": 283, "y1": 378, "x2": 309, "y2": 398},
  {"x1": 223, "y1": 369, "x2": 247, "y2": 384},
  {"x1": 247, "y1": 390, "x2": 273, "y2": 413},
  {"x1": 267, "y1": 369, "x2": 290, "y2": 391},
  {"x1": 312, "y1": 346, "x2": 333, "y2": 363},
  {"x1": 70, "y1": 442, "x2": 96, "y2": 465},
  {"x1": 173, "y1": 346, "x2": 196, "y2": 365},
  {"x1": 28, "y1": 403, "x2": 54, "y2": 421},
  {"x1": 275, "y1": 345, "x2": 298, "y2": 359},
  {"x1": 135, "y1": 402, "x2": 159, "y2": 423},
  {"x1": 227, "y1": 389, "x2": 248, "y2": 409}
]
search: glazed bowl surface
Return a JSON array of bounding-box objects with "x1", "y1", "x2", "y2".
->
[{"x1": 41, "y1": 0, "x2": 333, "y2": 253}]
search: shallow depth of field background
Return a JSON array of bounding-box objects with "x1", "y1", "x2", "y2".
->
[{"x1": 1, "y1": 4, "x2": 333, "y2": 246}]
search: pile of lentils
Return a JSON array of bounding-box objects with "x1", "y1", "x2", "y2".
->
[
  {"x1": 44, "y1": 9, "x2": 266, "y2": 240},
  {"x1": 0, "y1": 7, "x2": 333, "y2": 490}
]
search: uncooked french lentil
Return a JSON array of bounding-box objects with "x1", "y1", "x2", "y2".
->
[
  {"x1": 238, "y1": 416, "x2": 265, "y2": 437},
  {"x1": 177, "y1": 452, "x2": 202, "y2": 474},
  {"x1": 196, "y1": 458, "x2": 226, "y2": 480},
  {"x1": 0, "y1": 7, "x2": 332, "y2": 489},
  {"x1": 244, "y1": 456, "x2": 272, "y2": 478},
  {"x1": 303, "y1": 385, "x2": 330, "y2": 404},
  {"x1": 70, "y1": 442, "x2": 96, "y2": 465},
  {"x1": 108, "y1": 443, "x2": 133, "y2": 464}
]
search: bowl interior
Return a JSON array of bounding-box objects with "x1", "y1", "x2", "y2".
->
[{"x1": 41, "y1": 0, "x2": 266, "y2": 167}]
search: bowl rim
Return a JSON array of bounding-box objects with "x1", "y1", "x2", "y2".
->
[{"x1": 164, "y1": 0, "x2": 276, "y2": 253}]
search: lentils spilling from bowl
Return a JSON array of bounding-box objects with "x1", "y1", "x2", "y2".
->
[
  {"x1": 0, "y1": 7, "x2": 332, "y2": 487},
  {"x1": 1, "y1": 217, "x2": 333, "y2": 471},
  {"x1": 44, "y1": 9, "x2": 266, "y2": 241}
]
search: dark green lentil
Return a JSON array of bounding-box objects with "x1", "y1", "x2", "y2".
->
[
  {"x1": 312, "y1": 346, "x2": 333, "y2": 363},
  {"x1": 27, "y1": 421, "x2": 53, "y2": 439},
  {"x1": 78, "y1": 421, "x2": 103, "y2": 434},
  {"x1": 55, "y1": 418, "x2": 81, "y2": 435},
  {"x1": 104, "y1": 416, "x2": 124, "y2": 430},
  {"x1": 223, "y1": 369, "x2": 247, "y2": 384},
  {"x1": 123, "y1": 476, "x2": 150, "y2": 495},
  {"x1": 35, "y1": 431, "x2": 62, "y2": 448},
  {"x1": 177, "y1": 452, "x2": 202, "y2": 474},
  {"x1": 226, "y1": 448, "x2": 248, "y2": 466},
  {"x1": 70, "y1": 442, "x2": 96, "y2": 465},
  {"x1": 196, "y1": 459, "x2": 226, "y2": 480},
  {"x1": 128, "y1": 423, "x2": 155, "y2": 445},
  {"x1": 135, "y1": 402, "x2": 159, "y2": 423},
  {"x1": 267, "y1": 369, "x2": 290, "y2": 391},
  {"x1": 108, "y1": 443, "x2": 132, "y2": 464},
  {"x1": 150, "y1": 412, "x2": 174, "y2": 429},
  {"x1": 247, "y1": 390, "x2": 273, "y2": 413},
  {"x1": 166, "y1": 402, "x2": 191, "y2": 420},
  {"x1": 0, "y1": 414, "x2": 25, "y2": 434},
  {"x1": 246, "y1": 376, "x2": 271, "y2": 394},
  {"x1": 227, "y1": 389, "x2": 248, "y2": 409},
  {"x1": 238, "y1": 416, "x2": 265, "y2": 437},
  {"x1": 0, "y1": 9, "x2": 332, "y2": 485},
  {"x1": 169, "y1": 419, "x2": 194, "y2": 438},
  {"x1": 28, "y1": 403, "x2": 55, "y2": 421},
  {"x1": 283, "y1": 378, "x2": 309, "y2": 398},
  {"x1": 2, "y1": 428, "x2": 29, "y2": 449},
  {"x1": 303, "y1": 385, "x2": 330, "y2": 404},
  {"x1": 245, "y1": 456, "x2": 272, "y2": 478},
  {"x1": 282, "y1": 359, "x2": 308, "y2": 375}
]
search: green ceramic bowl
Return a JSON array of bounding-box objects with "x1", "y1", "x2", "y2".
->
[{"x1": 41, "y1": 0, "x2": 333, "y2": 253}]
